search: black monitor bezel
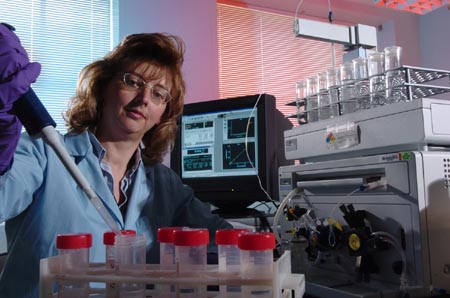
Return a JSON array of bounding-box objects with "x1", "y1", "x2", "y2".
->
[{"x1": 170, "y1": 94, "x2": 277, "y2": 211}]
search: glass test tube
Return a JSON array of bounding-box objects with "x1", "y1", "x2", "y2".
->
[
  {"x1": 305, "y1": 76, "x2": 319, "y2": 123},
  {"x1": 340, "y1": 62, "x2": 357, "y2": 115},
  {"x1": 317, "y1": 71, "x2": 331, "y2": 120},
  {"x1": 295, "y1": 80, "x2": 307, "y2": 124},
  {"x1": 368, "y1": 51, "x2": 386, "y2": 107},
  {"x1": 353, "y1": 57, "x2": 370, "y2": 110},
  {"x1": 326, "y1": 67, "x2": 341, "y2": 118},
  {"x1": 384, "y1": 46, "x2": 406, "y2": 103}
]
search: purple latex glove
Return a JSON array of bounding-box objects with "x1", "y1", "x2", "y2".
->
[
  {"x1": 0, "y1": 23, "x2": 41, "y2": 174},
  {"x1": 0, "y1": 112, "x2": 22, "y2": 173},
  {"x1": 0, "y1": 24, "x2": 41, "y2": 109}
]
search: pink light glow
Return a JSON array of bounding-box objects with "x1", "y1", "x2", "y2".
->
[{"x1": 373, "y1": 0, "x2": 449, "y2": 14}]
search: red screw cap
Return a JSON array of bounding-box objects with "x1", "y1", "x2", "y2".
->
[
  {"x1": 157, "y1": 227, "x2": 185, "y2": 243},
  {"x1": 216, "y1": 229, "x2": 249, "y2": 245},
  {"x1": 173, "y1": 228, "x2": 209, "y2": 246},
  {"x1": 56, "y1": 233, "x2": 93, "y2": 249},
  {"x1": 103, "y1": 230, "x2": 137, "y2": 245},
  {"x1": 237, "y1": 232, "x2": 276, "y2": 251}
]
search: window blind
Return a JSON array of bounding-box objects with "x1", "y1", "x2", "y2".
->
[
  {"x1": 0, "y1": 0, "x2": 118, "y2": 132},
  {"x1": 217, "y1": 3, "x2": 345, "y2": 126}
]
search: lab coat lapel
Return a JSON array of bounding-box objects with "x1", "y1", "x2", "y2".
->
[
  {"x1": 124, "y1": 162, "x2": 152, "y2": 228},
  {"x1": 63, "y1": 132, "x2": 124, "y2": 228},
  {"x1": 78, "y1": 153, "x2": 124, "y2": 227}
]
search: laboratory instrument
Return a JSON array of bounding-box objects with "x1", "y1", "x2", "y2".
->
[{"x1": 280, "y1": 64, "x2": 450, "y2": 297}]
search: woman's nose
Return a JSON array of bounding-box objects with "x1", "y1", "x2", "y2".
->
[{"x1": 136, "y1": 86, "x2": 153, "y2": 105}]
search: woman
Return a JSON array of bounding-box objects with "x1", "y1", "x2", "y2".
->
[{"x1": 0, "y1": 26, "x2": 232, "y2": 297}]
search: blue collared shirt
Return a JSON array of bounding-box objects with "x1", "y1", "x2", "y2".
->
[{"x1": 88, "y1": 132, "x2": 141, "y2": 214}]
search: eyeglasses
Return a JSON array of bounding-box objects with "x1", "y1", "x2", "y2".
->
[{"x1": 121, "y1": 73, "x2": 172, "y2": 105}]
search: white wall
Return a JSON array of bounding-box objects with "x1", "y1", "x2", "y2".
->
[
  {"x1": 420, "y1": 6, "x2": 450, "y2": 71},
  {"x1": 119, "y1": 0, "x2": 220, "y2": 104},
  {"x1": 377, "y1": 12, "x2": 422, "y2": 66}
]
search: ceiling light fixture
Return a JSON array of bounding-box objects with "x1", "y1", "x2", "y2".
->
[{"x1": 373, "y1": 0, "x2": 449, "y2": 14}]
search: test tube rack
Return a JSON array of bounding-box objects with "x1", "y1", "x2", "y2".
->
[
  {"x1": 39, "y1": 250, "x2": 305, "y2": 298},
  {"x1": 288, "y1": 65, "x2": 450, "y2": 125}
]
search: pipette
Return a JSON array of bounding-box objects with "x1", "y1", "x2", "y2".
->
[
  {"x1": 14, "y1": 88, "x2": 120, "y2": 235},
  {"x1": 15, "y1": 88, "x2": 122, "y2": 235},
  {"x1": 2, "y1": 22, "x2": 121, "y2": 234}
]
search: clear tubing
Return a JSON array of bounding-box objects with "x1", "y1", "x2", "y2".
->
[
  {"x1": 273, "y1": 187, "x2": 301, "y2": 247},
  {"x1": 40, "y1": 126, "x2": 121, "y2": 235},
  {"x1": 371, "y1": 231, "x2": 408, "y2": 291}
]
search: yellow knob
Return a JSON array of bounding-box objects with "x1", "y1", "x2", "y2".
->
[{"x1": 348, "y1": 233, "x2": 361, "y2": 251}]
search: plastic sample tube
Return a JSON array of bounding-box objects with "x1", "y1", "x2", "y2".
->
[
  {"x1": 173, "y1": 228, "x2": 209, "y2": 297},
  {"x1": 103, "y1": 230, "x2": 137, "y2": 298},
  {"x1": 157, "y1": 226, "x2": 185, "y2": 297},
  {"x1": 237, "y1": 232, "x2": 276, "y2": 298},
  {"x1": 216, "y1": 228, "x2": 249, "y2": 297},
  {"x1": 158, "y1": 227, "x2": 186, "y2": 270},
  {"x1": 115, "y1": 233, "x2": 146, "y2": 298},
  {"x1": 56, "y1": 233, "x2": 92, "y2": 298}
]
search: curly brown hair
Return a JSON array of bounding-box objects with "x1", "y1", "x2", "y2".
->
[{"x1": 64, "y1": 33, "x2": 186, "y2": 165}]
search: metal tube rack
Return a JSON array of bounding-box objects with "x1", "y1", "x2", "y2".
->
[
  {"x1": 39, "y1": 250, "x2": 305, "y2": 298},
  {"x1": 287, "y1": 65, "x2": 450, "y2": 125}
]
